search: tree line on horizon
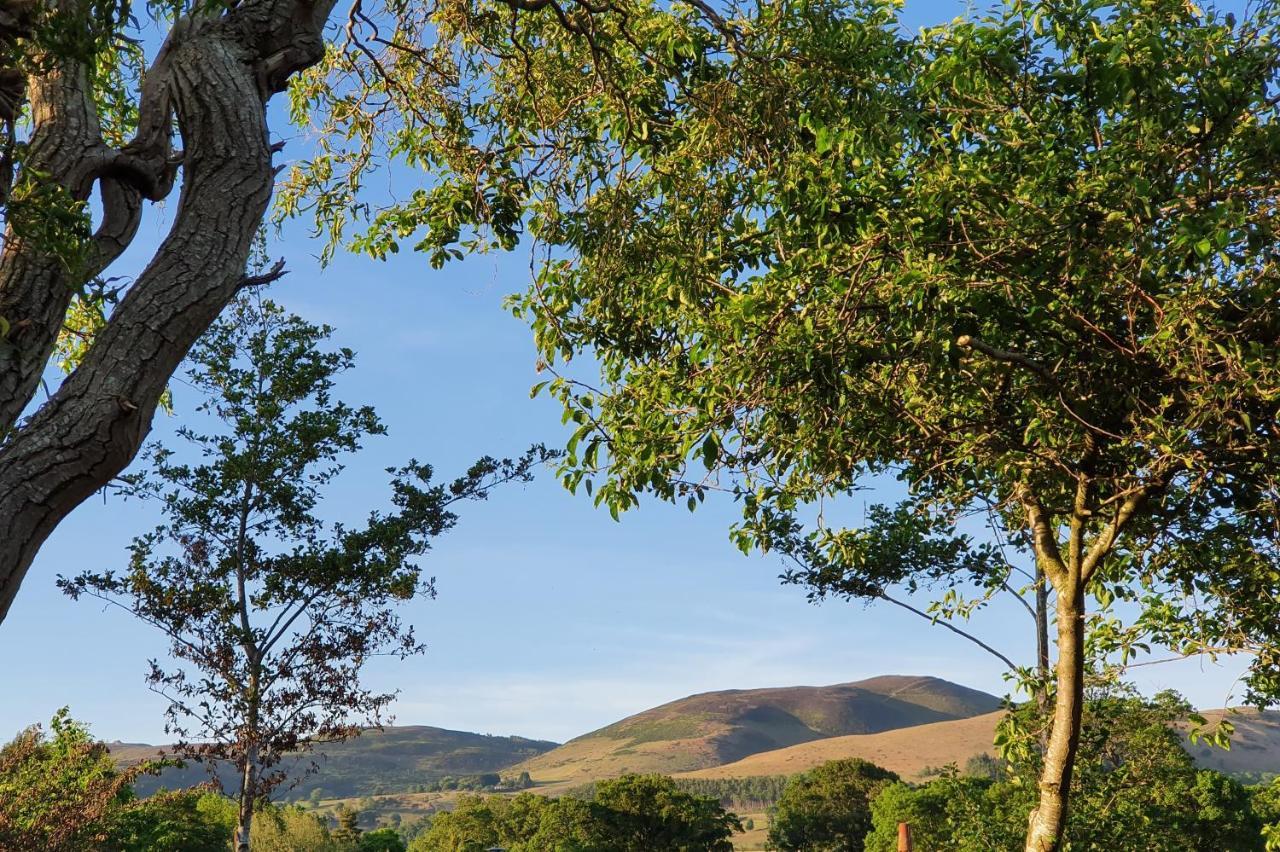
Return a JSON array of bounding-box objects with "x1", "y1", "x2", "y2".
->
[
  {"x1": 9, "y1": 687, "x2": 1280, "y2": 850},
  {"x1": 1, "y1": 0, "x2": 1280, "y2": 849}
]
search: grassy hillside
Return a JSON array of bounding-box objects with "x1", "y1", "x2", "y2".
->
[
  {"x1": 680, "y1": 711, "x2": 1005, "y2": 782},
  {"x1": 513, "y1": 675, "x2": 1001, "y2": 788},
  {"x1": 1182, "y1": 709, "x2": 1280, "y2": 776},
  {"x1": 680, "y1": 707, "x2": 1280, "y2": 784},
  {"x1": 111, "y1": 725, "x2": 557, "y2": 799},
  {"x1": 107, "y1": 677, "x2": 1278, "y2": 808}
]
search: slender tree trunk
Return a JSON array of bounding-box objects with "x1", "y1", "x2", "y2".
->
[
  {"x1": 1034, "y1": 560, "x2": 1051, "y2": 732},
  {"x1": 236, "y1": 743, "x2": 258, "y2": 852},
  {"x1": 237, "y1": 662, "x2": 262, "y2": 852},
  {"x1": 1035, "y1": 563, "x2": 1050, "y2": 686},
  {"x1": 1024, "y1": 580, "x2": 1085, "y2": 852}
]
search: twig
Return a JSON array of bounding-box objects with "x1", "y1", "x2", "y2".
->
[
  {"x1": 238, "y1": 258, "x2": 287, "y2": 290},
  {"x1": 877, "y1": 590, "x2": 1020, "y2": 671}
]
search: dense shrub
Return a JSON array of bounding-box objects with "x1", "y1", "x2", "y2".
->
[
  {"x1": 409, "y1": 774, "x2": 740, "y2": 851},
  {"x1": 0, "y1": 710, "x2": 145, "y2": 851},
  {"x1": 768, "y1": 759, "x2": 899, "y2": 851}
]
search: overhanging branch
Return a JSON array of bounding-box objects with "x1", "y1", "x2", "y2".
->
[{"x1": 877, "y1": 590, "x2": 1020, "y2": 672}]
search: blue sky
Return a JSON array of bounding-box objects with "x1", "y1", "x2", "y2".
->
[{"x1": 0, "y1": 0, "x2": 1256, "y2": 745}]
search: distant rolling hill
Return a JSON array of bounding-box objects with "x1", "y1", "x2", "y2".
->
[
  {"x1": 680, "y1": 707, "x2": 1280, "y2": 784},
  {"x1": 111, "y1": 725, "x2": 558, "y2": 799},
  {"x1": 679, "y1": 711, "x2": 1005, "y2": 782},
  {"x1": 1183, "y1": 709, "x2": 1280, "y2": 776},
  {"x1": 513, "y1": 675, "x2": 1002, "y2": 788},
  {"x1": 109, "y1": 677, "x2": 1280, "y2": 805}
]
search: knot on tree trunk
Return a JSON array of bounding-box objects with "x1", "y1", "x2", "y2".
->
[
  {"x1": 224, "y1": 0, "x2": 334, "y2": 96},
  {"x1": 75, "y1": 144, "x2": 179, "y2": 202}
]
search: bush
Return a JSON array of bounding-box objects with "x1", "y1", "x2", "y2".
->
[
  {"x1": 251, "y1": 804, "x2": 340, "y2": 851},
  {"x1": 0, "y1": 710, "x2": 144, "y2": 852},
  {"x1": 358, "y1": 827, "x2": 408, "y2": 852},
  {"x1": 768, "y1": 759, "x2": 899, "y2": 851},
  {"x1": 106, "y1": 791, "x2": 235, "y2": 852},
  {"x1": 409, "y1": 775, "x2": 740, "y2": 851},
  {"x1": 865, "y1": 775, "x2": 1030, "y2": 852}
]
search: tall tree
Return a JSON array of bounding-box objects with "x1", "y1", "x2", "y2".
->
[
  {"x1": 60, "y1": 298, "x2": 548, "y2": 852},
  {"x1": 0, "y1": 0, "x2": 346, "y2": 624},
  {"x1": 286, "y1": 0, "x2": 1280, "y2": 849}
]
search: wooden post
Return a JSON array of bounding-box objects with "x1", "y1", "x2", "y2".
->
[{"x1": 897, "y1": 821, "x2": 914, "y2": 852}]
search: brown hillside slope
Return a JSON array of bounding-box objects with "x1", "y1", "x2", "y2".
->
[
  {"x1": 679, "y1": 712, "x2": 1004, "y2": 782},
  {"x1": 1182, "y1": 709, "x2": 1280, "y2": 775},
  {"x1": 514, "y1": 676, "x2": 1001, "y2": 786},
  {"x1": 680, "y1": 708, "x2": 1280, "y2": 783}
]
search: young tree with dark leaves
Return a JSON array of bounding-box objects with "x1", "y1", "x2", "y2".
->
[{"x1": 60, "y1": 298, "x2": 549, "y2": 852}]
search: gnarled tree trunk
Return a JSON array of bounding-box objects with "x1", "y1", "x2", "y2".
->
[{"x1": 0, "y1": 0, "x2": 338, "y2": 624}]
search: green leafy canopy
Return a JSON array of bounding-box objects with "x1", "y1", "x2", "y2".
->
[{"x1": 287, "y1": 0, "x2": 1280, "y2": 697}]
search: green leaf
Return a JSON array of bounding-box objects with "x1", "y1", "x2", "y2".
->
[{"x1": 701, "y1": 434, "x2": 718, "y2": 470}]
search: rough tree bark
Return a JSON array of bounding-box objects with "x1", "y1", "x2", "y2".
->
[{"x1": 0, "y1": 0, "x2": 339, "y2": 624}]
